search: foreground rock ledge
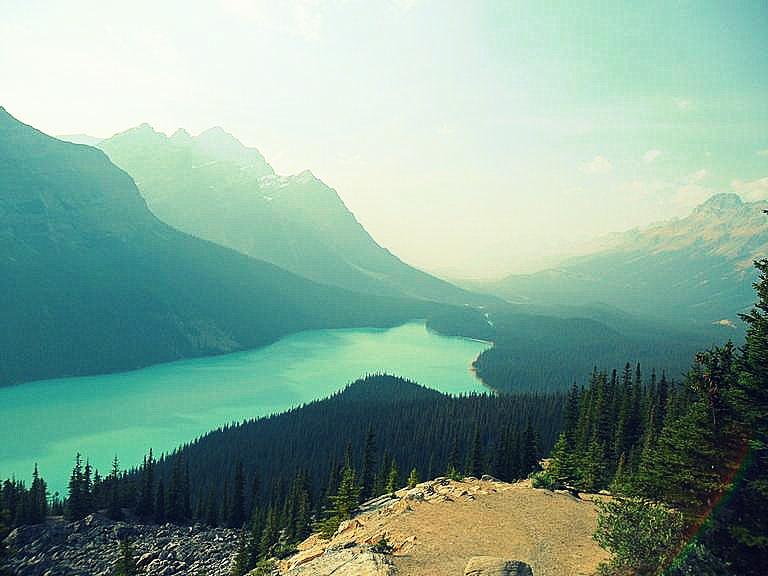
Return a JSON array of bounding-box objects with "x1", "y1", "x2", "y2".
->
[
  {"x1": 464, "y1": 557, "x2": 534, "y2": 576},
  {"x1": 278, "y1": 476, "x2": 607, "y2": 576}
]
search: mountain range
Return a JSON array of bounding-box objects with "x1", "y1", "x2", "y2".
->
[
  {"x1": 90, "y1": 125, "x2": 480, "y2": 305},
  {"x1": 0, "y1": 108, "x2": 446, "y2": 386},
  {"x1": 474, "y1": 192, "x2": 768, "y2": 328}
]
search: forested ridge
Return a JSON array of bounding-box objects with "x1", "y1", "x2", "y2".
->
[
  {"x1": 2, "y1": 264, "x2": 766, "y2": 575},
  {"x1": 1, "y1": 375, "x2": 564, "y2": 574},
  {"x1": 539, "y1": 259, "x2": 768, "y2": 575},
  {"x1": 429, "y1": 305, "x2": 717, "y2": 393}
]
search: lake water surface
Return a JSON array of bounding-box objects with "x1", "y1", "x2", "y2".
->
[{"x1": 0, "y1": 322, "x2": 489, "y2": 493}]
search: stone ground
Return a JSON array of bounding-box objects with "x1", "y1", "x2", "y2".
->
[{"x1": 278, "y1": 477, "x2": 609, "y2": 576}]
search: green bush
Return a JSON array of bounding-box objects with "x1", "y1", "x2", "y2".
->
[
  {"x1": 593, "y1": 497, "x2": 685, "y2": 576},
  {"x1": 371, "y1": 536, "x2": 394, "y2": 555},
  {"x1": 530, "y1": 470, "x2": 561, "y2": 490}
]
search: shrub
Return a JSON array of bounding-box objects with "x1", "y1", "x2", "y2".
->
[
  {"x1": 593, "y1": 497, "x2": 685, "y2": 576},
  {"x1": 530, "y1": 470, "x2": 561, "y2": 490}
]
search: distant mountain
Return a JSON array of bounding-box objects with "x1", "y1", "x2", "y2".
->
[
  {"x1": 97, "y1": 125, "x2": 482, "y2": 305},
  {"x1": 57, "y1": 133, "x2": 103, "y2": 146},
  {"x1": 478, "y1": 193, "x2": 768, "y2": 327},
  {"x1": 0, "y1": 108, "x2": 443, "y2": 386}
]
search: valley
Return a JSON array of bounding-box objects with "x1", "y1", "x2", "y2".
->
[{"x1": 0, "y1": 323, "x2": 488, "y2": 495}]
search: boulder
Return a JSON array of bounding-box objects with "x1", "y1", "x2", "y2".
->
[{"x1": 464, "y1": 556, "x2": 534, "y2": 576}]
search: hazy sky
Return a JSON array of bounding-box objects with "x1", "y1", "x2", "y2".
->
[{"x1": 2, "y1": 1, "x2": 767, "y2": 277}]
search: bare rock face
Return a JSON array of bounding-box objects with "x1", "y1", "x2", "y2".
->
[
  {"x1": 282, "y1": 547, "x2": 394, "y2": 576},
  {"x1": 464, "y1": 556, "x2": 534, "y2": 576}
]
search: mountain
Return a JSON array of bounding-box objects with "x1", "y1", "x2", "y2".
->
[
  {"x1": 478, "y1": 193, "x2": 768, "y2": 327},
  {"x1": 57, "y1": 133, "x2": 103, "y2": 146},
  {"x1": 97, "y1": 125, "x2": 482, "y2": 305},
  {"x1": 0, "y1": 108, "x2": 443, "y2": 386}
]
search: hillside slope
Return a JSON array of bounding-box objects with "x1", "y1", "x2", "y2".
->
[
  {"x1": 0, "y1": 108, "x2": 441, "y2": 386},
  {"x1": 96, "y1": 126, "x2": 482, "y2": 304},
  {"x1": 480, "y1": 193, "x2": 768, "y2": 327}
]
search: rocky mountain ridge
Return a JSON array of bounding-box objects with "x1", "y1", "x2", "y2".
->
[
  {"x1": 94, "y1": 124, "x2": 484, "y2": 305},
  {"x1": 478, "y1": 193, "x2": 768, "y2": 327}
]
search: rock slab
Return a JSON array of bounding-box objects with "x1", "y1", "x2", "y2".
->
[{"x1": 464, "y1": 556, "x2": 534, "y2": 576}]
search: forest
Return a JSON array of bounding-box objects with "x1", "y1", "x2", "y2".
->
[{"x1": 2, "y1": 262, "x2": 766, "y2": 576}]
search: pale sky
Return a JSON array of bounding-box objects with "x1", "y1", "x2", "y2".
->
[{"x1": 2, "y1": 0, "x2": 767, "y2": 277}]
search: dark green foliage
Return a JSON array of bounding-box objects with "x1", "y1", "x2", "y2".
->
[
  {"x1": 466, "y1": 426, "x2": 484, "y2": 478},
  {"x1": 0, "y1": 465, "x2": 50, "y2": 535},
  {"x1": 65, "y1": 454, "x2": 89, "y2": 521},
  {"x1": 228, "y1": 461, "x2": 246, "y2": 528},
  {"x1": 359, "y1": 429, "x2": 377, "y2": 502},
  {"x1": 371, "y1": 536, "x2": 394, "y2": 554},
  {"x1": 111, "y1": 375, "x2": 561, "y2": 534},
  {"x1": 469, "y1": 308, "x2": 713, "y2": 393},
  {"x1": 593, "y1": 497, "x2": 685, "y2": 576},
  {"x1": 407, "y1": 468, "x2": 419, "y2": 489},
  {"x1": 107, "y1": 456, "x2": 123, "y2": 521},
  {"x1": 230, "y1": 531, "x2": 250, "y2": 576},
  {"x1": 113, "y1": 539, "x2": 137, "y2": 576},
  {"x1": 136, "y1": 450, "x2": 155, "y2": 520},
  {"x1": 560, "y1": 259, "x2": 768, "y2": 575},
  {"x1": 320, "y1": 464, "x2": 361, "y2": 538},
  {"x1": 547, "y1": 364, "x2": 682, "y2": 492}
]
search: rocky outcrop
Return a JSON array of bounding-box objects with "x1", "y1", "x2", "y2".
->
[
  {"x1": 281, "y1": 547, "x2": 395, "y2": 576},
  {"x1": 464, "y1": 557, "x2": 534, "y2": 576},
  {"x1": 278, "y1": 477, "x2": 605, "y2": 576},
  {"x1": 4, "y1": 513, "x2": 239, "y2": 576}
]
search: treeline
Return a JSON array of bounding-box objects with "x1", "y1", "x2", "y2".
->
[
  {"x1": 2, "y1": 375, "x2": 564, "y2": 574},
  {"x1": 545, "y1": 260, "x2": 768, "y2": 576},
  {"x1": 429, "y1": 305, "x2": 714, "y2": 393},
  {"x1": 543, "y1": 364, "x2": 690, "y2": 492}
]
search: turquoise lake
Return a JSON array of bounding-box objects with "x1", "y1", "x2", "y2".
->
[{"x1": 0, "y1": 322, "x2": 489, "y2": 493}]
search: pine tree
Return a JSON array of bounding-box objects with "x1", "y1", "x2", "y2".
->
[
  {"x1": 28, "y1": 464, "x2": 47, "y2": 524},
  {"x1": 548, "y1": 433, "x2": 576, "y2": 486},
  {"x1": 359, "y1": 428, "x2": 377, "y2": 502},
  {"x1": 230, "y1": 530, "x2": 250, "y2": 576},
  {"x1": 320, "y1": 464, "x2": 360, "y2": 538},
  {"x1": 113, "y1": 539, "x2": 137, "y2": 576},
  {"x1": 521, "y1": 421, "x2": 538, "y2": 475},
  {"x1": 228, "y1": 461, "x2": 246, "y2": 528},
  {"x1": 137, "y1": 450, "x2": 155, "y2": 519},
  {"x1": 466, "y1": 425, "x2": 484, "y2": 478},
  {"x1": 407, "y1": 468, "x2": 419, "y2": 489},
  {"x1": 107, "y1": 455, "x2": 123, "y2": 521},
  {"x1": 66, "y1": 453, "x2": 87, "y2": 521},
  {"x1": 707, "y1": 258, "x2": 768, "y2": 572},
  {"x1": 154, "y1": 479, "x2": 166, "y2": 524},
  {"x1": 386, "y1": 460, "x2": 400, "y2": 493},
  {"x1": 446, "y1": 435, "x2": 461, "y2": 478}
]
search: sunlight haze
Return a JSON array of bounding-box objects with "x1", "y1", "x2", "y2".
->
[{"x1": 2, "y1": 0, "x2": 767, "y2": 276}]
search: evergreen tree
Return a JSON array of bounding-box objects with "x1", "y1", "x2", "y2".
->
[
  {"x1": 386, "y1": 459, "x2": 400, "y2": 494},
  {"x1": 113, "y1": 539, "x2": 137, "y2": 576},
  {"x1": 320, "y1": 464, "x2": 360, "y2": 538},
  {"x1": 407, "y1": 467, "x2": 419, "y2": 489},
  {"x1": 466, "y1": 425, "x2": 484, "y2": 478},
  {"x1": 136, "y1": 450, "x2": 155, "y2": 519},
  {"x1": 28, "y1": 464, "x2": 47, "y2": 524},
  {"x1": 107, "y1": 455, "x2": 123, "y2": 521},
  {"x1": 359, "y1": 428, "x2": 377, "y2": 502},
  {"x1": 230, "y1": 530, "x2": 251, "y2": 576},
  {"x1": 66, "y1": 453, "x2": 88, "y2": 521},
  {"x1": 521, "y1": 421, "x2": 538, "y2": 475},
  {"x1": 154, "y1": 478, "x2": 166, "y2": 524},
  {"x1": 228, "y1": 461, "x2": 246, "y2": 528}
]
